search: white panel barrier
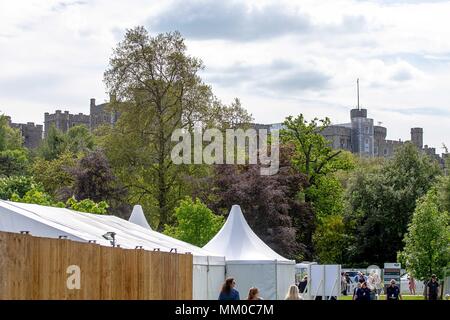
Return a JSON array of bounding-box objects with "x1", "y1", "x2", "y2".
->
[{"x1": 307, "y1": 265, "x2": 341, "y2": 300}]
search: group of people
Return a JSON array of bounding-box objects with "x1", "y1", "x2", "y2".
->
[
  {"x1": 344, "y1": 271, "x2": 441, "y2": 301},
  {"x1": 341, "y1": 271, "x2": 383, "y2": 300},
  {"x1": 218, "y1": 273, "x2": 442, "y2": 301},
  {"x1": 218, "y1": 277, "x2": 303, "y2": 301}
]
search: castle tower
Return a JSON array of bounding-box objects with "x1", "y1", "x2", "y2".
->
[
  {"x1": 350, "y1": 79, "x2": 374, "y2": 157},
  {"x1": 411, "y1": 127, "x2": 423, "y2": 149}
]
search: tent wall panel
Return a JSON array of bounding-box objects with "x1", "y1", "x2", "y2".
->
[
  {"x1": 226, "y1": 263, "x2": 277, "y2": 300},
  {"x1": 0, "y1": 231, "x2": 193, "y2": 300},
  {"x1": 207, "y1": 265, "x2": 226, "y2": 300},
  {"x1": 276, "y1": 263, "x2": 296, "y2": 300}
]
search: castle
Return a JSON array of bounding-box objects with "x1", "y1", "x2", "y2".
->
[
  {"x1": 5, "y1": 98, "x2": 116, "y2": 149},
  {"x1": 3, "y1": 96, "x2": 447, "y2": 166},
  {"x1": 321, "y1": 108, "x2": 442, "y2": 162},
  {"x1": 44, "y1": 98, "x2": 118, "y2": 135},
  {"x1": 5, "y1": 116, "x2": 43, "y2": 149},
  {"x1": 256, "y1": 107, "x2": 445, "y2": 166}
]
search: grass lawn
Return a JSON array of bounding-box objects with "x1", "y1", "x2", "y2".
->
[{"x1": 338, "y1": 295, "x2": 424, "y2": 300}]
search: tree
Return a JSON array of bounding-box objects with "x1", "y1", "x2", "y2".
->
[
  {"x1": 438, "y1": 175, "x2": 450, "y2": 212},
  {"x1": 38, "y1": 125, "x2": 94, "y2": 161},
  {"x1": 65, "y1": 196, "x2": 109, "y2": 214},
  {"x1": 207, "y1": 149, "x2": 315, "y2": 260},
  {"x1": 313, "y1": 214, "x2": 352, "y2": 264},
  {"x1": 59, "y1": 149, "x2": 127, "y2": 216},
  {"x1": 32, "y1": 151, "x2": 77, "y2": 197},
  {"x1": 0, "y1": 176, "x2": 38, "y2": 200},
  {"x1": 398, "y1": 189, "x2": 449, "y2": 280},
  {"x1": 281, "y1": 114, "x2": 355, "y2": 194},
  {"x1": 11, "y1": 190, "x2": 109, "y2": 214},
  {"x1": 346, "y1": 143, "x2": 441, "y2": 265},
  {"x1": 38, "y1": 125, "x2": 67, "y2": 160},
  {"x1": 163, "y1": 197, "x2": 224, "y2": 247},
  {"x1": 65, "y1": 125, "x2": 95, "y2": 154},
  {"x1": 0, "y1": 115, "x2": 23, "y2": 151},
  {"x1": 281, "y1": 115, "x2": 355, "y2": 258},
  {"x1": 0, "y1": 149, "x2": 29, "y2": 177},
  {"x1": 0, "y1": 115, "x2": 29, "y2": 177},
  {"x1": 64, "y1": 149, "x2": 122, "y2": 203},
  {"x1": 103, "y1": 27, "x2": 209, "y2": 229},
  {"x1": 103, "y1": 27, "x2": 251, "y2": 229}
]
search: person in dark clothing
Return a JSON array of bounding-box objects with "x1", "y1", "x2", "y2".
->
[
  {"x1": 354, "y1": 282, "x2": 371, "y2": 301},
  {"x1": 386, "y1": 279, "x2": 402, "y2": 301},
  {"x1": 427, "y1": 275, "x2": 440, "y2": 301},
  {"x1": 298, "y1": 275, "x2": 308, "y2": 294},
  {"x1": 219, "y1": 277, "x2": 240, "y2": 300}
]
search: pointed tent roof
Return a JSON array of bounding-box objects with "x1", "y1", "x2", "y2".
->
[
  {"x1": 203, "y1": 205, "x2": 292, "y2": 262},
  {"x1": 128, "y1": 205, "x2": 152, "y2": 230}
]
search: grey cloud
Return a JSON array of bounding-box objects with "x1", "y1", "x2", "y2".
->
[
  {"x1": 390, "y1": 68, "x2": 413, "y2": 81},
  {"x1": 149, "y1": 1, "x2": 369, "y2": 41},
  {"x1": 204, "y1": 60, "x2": 331, "y2": 95}
]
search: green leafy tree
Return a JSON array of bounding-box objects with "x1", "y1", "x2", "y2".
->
[
  {"x1": 0, "y1": 115, "x2": 29, "y2": 177},
  {"x1": 0, "y1": 176, "x2": 39, "y2": 200},
  {"x1": 65, "y1": 125, "x2": 95, "y2": 154},
  {"x1": 164, "y1": 197, "x2": 224, "y2": 247},
  {"x1": 438, "y1": 175, "x2": 450, "y2": 212},
  {"x1": 398, "y1": 189, "x2": 449, "y2": 280},
  {"x1": 0, "y1": 149, "x2": 29, "y2": 177},
  {"x1": 38, "y1": 125, "x2": 67, "y2": 160},
  {"x1": 307, "y1": 175, "x2": 345, "y2": 217},
  {"x1": 65, "y1": 196, "x2": 109, "y2": 214},
  {"x1": 281, "y1": 115, "x2": 355, "y2": 257},
  {"x1": 11, "y1": 188, "x2": 63, "y2": 207},
  {"x1": 347, "y1": 143, "x2": 441, "y2": 265},
  {"x1": 103, "y1": 27, "x2": 251, "y2": 229},
  {"x1": 313, "y1": 215, "x2": 352, "y2": 264},
  {"x1": 0, "y1": 115, "x2": 23, "y2": 150},
  {"x1": 281, "y1": 115, "x2": 355, "y2": 194},
  {"x1": 32, "y1": 151, "x2": 77, "y2": 197},
  {"x1": 10, "y1": 188, "x2": 108, "y2": 215}
]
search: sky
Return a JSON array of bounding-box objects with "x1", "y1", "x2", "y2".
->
[{"x1": 0, "y1": 0, "x2": 449, "y2": 152}]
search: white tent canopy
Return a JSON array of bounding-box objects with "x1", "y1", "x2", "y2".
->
[
  {"x1": 0, "y1": 200, "x2": 225, "y2": 300},
  {"x1": 128, "y1": 205, "x2": 152, "y2": 230},
  {"x1": 204, "y1": 205, "x2": 296, "y2": 300}
]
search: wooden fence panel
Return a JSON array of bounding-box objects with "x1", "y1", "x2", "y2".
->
[{"x1": 0, "y1": 231, "x2": 193, "y2": 300}]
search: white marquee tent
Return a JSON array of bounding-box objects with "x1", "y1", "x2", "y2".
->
[
  {"x1": 128, "y1": 205, "x2": 153, "y2": 230},
  {"x1": 0, "y1": 200, "x2": 225, "y2": 300},
  {"x1": 203, "y1": 205, "x2": 296, "y2": 300}
]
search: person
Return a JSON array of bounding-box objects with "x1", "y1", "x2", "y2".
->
[
  {"x1": 354, "y1": 282, "x2": 371, "y2": 301},
  {"x1": 352, "y1": 282, "x2": 361, "y2": 300},
  {"x1": 386, "y1": 279, "x2": 402, "y2": 301},
  {"x1": 341, "y1": 272, "x2": 348, "y2": 296},
  {"x1": 354, "y1": 271, "x2": 367, "y2": 284},
  {"x1": 285, "y1": 285, "x2": 302, "y2": 300},
  {"x1": 218, "y1": 277, "x2": 240, "y2": 300},
  {"x1": 427, "y1": 275, "x2": 440, "y2": 301},
  {"x1": 298, "y1": 275, "x2": 308, "y2": 294},
  {"x1": 408, "y1": 275, "x2": 416, "y2": 295},
  {"x1": 372, "y1": 271, "x2": 382, "y2": 297},
  {"x1": 366, "y1": 272, "x2": 376, "y2": 300},
  {"x1": 247, "y1": 287, "x2": 263, "y2": 300}
]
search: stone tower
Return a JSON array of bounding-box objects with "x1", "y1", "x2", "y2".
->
[
  {"x1": 350, "y1": 80, "x2": 374, "y2": 157},
  {"x1": 411, "y1": 127, "x2": 423, "y2": 149}
]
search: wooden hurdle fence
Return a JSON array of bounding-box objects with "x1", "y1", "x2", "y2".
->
[{"x1": 0, "y1": 231, "x2": 193, "y2": 300}]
